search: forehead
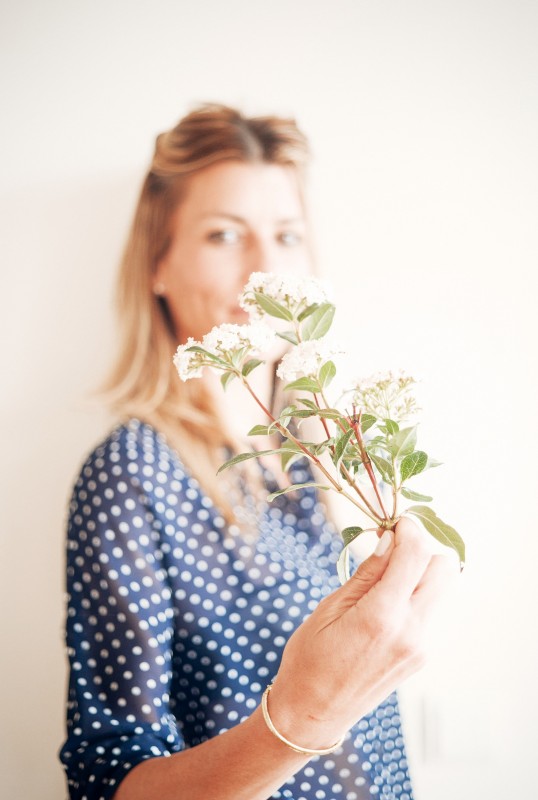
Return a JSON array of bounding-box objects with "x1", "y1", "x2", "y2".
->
[{"x1": 178, "y1": 161, "x2": 304, "y2": 222}]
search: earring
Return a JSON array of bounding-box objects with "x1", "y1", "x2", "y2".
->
[{"x1": 153, "y1": 282, "x2": 166, "y2": 296}]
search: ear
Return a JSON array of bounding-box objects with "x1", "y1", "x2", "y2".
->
[{"x1": 153, "y1": 256, "x2": 169, "y2": 296}]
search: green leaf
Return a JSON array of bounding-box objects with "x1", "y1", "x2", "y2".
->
[
  {"x1": 400, "y1": 450, "x2": 428, "y2": 482},
  {"x1": 284, "y1": 377, "x2": 321, "y2": 393},
  {"x1": 361, "y1": 414, "x2": 377, "y2": 433},
  {"x1": 267, "y1": 482, "x2": 330, "y2": 501},
  {"x1": 247, "y1": 424, "x2": 271, "y2": 436},
  {"x1": 230, "y1": 347, "x2": 248, "y2": 368},
  {"x1": 297, "y1": 303, "x2": 321, "y2": 322},
  {"x1": 382, "y1": 419, "x2": 399, "y2": 435},
  {"x1": 336, "y1": 526, "x2": 365, "y2": 584},
  {"x1": 254, "y1": 292, "x2": 294, "y2": 320},
  {"x1": 279, "y1": 441, "x2": 306, "y2": 470},
  {"x1": 341, "y1": 526, "x2": 365, "y2": 547},
  {"x1": 310, "y1": 439, "x2": 334, "y2": 455},
  {"x1": 281, "y1": 450, "x2": 303, "y2": 471},
  {"x1": 425, "y1": 457, "x2": 443, "y2": 469},
  {"x1": 337, "y1": 548, "x2": 350, "y2": 585},
  {"x1": 317, "y1": 408, "x2": 344, "y2": 420},
  {"x1": 291, "y1": 407, "x2": 341, "y2": 420},
  {"x1": 319, "y1": 360, "x2": 336, "y2": 389},
  {"x1": 280, "y1": 404, "x2": 297, "y2": 418},
  {"x1": 285, "y1": 455, "x2": 304, "y2": 471},
  {"x1": 407, "y1": 505, "x2": 465, "y2": 564},
  {"x1": 298, "y1": 398, "x2": 318, "y2": 410},
  {"x1": 220, "y1": 371, "x2": 236, "y2": 390},
  {"x1": 241, "y1": 358, "x2": 264, "y2": 377},
  {"x1": 400, "y1": 487, "x2": 433, "y2": 502},
  {"x1": 388, "y1": 426, "x2": 418, "y2": 459},
  {"x1": 185, "y1": 345, "x2": 212, "y2": 355},
  {"x1": 368, "y1": 451, "x2": 394, "y2": 482},
  {"x1": 217, "y1": 449, "x2": 281, "y2": 474},
  {"x1": 267, "y1": 405, "x2": 295, "y2": 432},
  {"x1": 186, "y1": 346, "x2": 230, "y2": 369},
  {"x1": 276, "y1": 330, "x2": 299, "y2": 345},
  {"x1": 333, "y1": 428, "x2": 355, "y2": 471},
  {"x1": 366, "y1": 434, "x2": 386, "y2": 447},
  {"x1": 301, "y1": 303, "x2": 335, "y2": 341}
]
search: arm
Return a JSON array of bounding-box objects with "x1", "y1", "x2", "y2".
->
[
  {"x1": 115, "y1": 518, "x2": 457, "y2": 800},
  {"x1": 60, "y1": 429, "x2": 182, "y2": 799},
  {"x1": 114, "y1": 708, "x2": 310, "y2": 800}
]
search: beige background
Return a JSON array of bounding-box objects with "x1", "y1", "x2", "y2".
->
[{"x1": 1, "y1": 1, "x2": 537, "y2": 798}]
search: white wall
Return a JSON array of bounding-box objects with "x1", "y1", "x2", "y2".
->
[{"x1": 1, "y1": 1, "x2": 536, "y2": 798}]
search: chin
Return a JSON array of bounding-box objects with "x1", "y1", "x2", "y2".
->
[
  {"x1": 228, "y1": 307, "x2": 250, "y2": 324},
  {"x1": 266, "y1": 336, "x2": 289, "y2": 363}
]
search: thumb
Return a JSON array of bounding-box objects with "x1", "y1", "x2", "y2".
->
[{"x1": 344, "y1": 529, "x2": 394, "y2": 601}]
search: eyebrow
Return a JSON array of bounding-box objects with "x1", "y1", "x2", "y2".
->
[{"x1": 199, "y1": 212, "x2": 305, "y2": 225}]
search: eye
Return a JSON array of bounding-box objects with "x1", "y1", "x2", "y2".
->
[
  {"x1": 207, "y1": 229, "x2": 241, "y2": 245},
  {"x1": 277, "y1": 230, "x2": 303, "y2": 246}
]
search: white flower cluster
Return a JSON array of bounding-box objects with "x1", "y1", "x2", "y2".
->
[
  {"x1": 173, "y1": 321, "x2": 276, "y2": 381},
  {"x1": 239, "y1": 272, "x2": 331, "y2": 318},
  {"x1": 350, "y1": 370, "x2": 418, "y2": 420},
  {"x1": 276, "y1": 340, "x2": 344, "y2": 383},
  {"x1": 173, "y1": 340, "x2": 205, "y2": 381},
  {"x1": 202, "y1": 321, "x2": 276, "y2": 353}
]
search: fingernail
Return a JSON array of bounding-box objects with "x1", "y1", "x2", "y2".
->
[{"x1": 374, "y1": 530, "x2": 392, "y2": 557}]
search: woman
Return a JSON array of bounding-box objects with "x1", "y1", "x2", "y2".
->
[{"x1": 60, "y1": 104, "x2": 456, "y2": 800}]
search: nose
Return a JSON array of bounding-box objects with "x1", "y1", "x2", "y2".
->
[{"x1": 246, "y1": 234, "x2": 274, "y2": 276}]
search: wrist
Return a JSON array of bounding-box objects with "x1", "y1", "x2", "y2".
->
[
  {"x1": 264, "y1": 681, "x2": 348, "y2": 753},
  {"x1": 261, "y1": 685, "x2": 346, "y2": 756}
]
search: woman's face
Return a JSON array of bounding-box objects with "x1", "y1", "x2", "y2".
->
[{"x1": 154, "y1": 161, "x2": 312, "y2": 343}]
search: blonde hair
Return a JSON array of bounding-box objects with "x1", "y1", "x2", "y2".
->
[{"x1": 104, "y1": 103, "x2": 310, "y2": 516}]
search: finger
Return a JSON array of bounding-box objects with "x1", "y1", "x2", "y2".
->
[
  {"x1": 341, "y1": 529, "x2": 394, "y2": 603},
  {"x1": 377, "y1": 517, "x2": 433, "y2": 604},
  {"x1": 411, "y1": 551, "x2": 460, "y2": 619}
]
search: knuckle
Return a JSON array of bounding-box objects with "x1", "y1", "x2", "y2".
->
[
  {"x1": 392, "y1": 624, "x2": 426, "y2": 666},
  {"x1": 401, "y1": 527, "x2": 432, "y2": 563},
  {"x1": 350, "y1": 564, "x2": 379, "y2": 590},
  {"x1": 394, "y1": 635, "x2": 419, "y2": 662},
  {"x1": 362, "y1": 601, "x2": 398, "y2": 640}
]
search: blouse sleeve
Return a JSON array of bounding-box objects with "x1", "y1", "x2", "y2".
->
[{"x1": 59, "y1": 425, "x2": 184, "y2": 800}]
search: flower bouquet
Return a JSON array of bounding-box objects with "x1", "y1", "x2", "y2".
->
[{"x1": 174, "y1": 273, "x2": 465, "y2": 582}]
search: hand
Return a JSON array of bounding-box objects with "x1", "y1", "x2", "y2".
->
[{"x1": 268, "y1": 516, "x2": 459, "y2": 750}]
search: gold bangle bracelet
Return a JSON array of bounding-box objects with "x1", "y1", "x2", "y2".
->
[{"x1": 260, "y1": 685, "x2": 346, "y2": 757}]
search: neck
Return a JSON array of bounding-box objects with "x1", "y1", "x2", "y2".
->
[
  {"x1": 203, "y1": 360, "x2": 291, "y2": 488},
  {"x1": 204, "y1": 362, "x2": 276, "y2": 444}
]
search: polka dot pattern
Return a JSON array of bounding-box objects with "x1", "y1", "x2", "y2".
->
[{"x1": 60, "y1": 419, "x2": 413, "y2": 799}]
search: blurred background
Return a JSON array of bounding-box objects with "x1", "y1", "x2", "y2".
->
[{"x1": 1, "y1": 1, "x2": 536, "y2": 798}]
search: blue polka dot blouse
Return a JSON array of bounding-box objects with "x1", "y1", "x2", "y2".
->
[{"x1": 60, "y1": 419, "x2": 414, "y2": 800}]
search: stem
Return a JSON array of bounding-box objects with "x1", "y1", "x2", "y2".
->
[
  {"x1": 391, "y1": 454, "x2": 399, "y2": 518},
  {"x1": 312, "y1": 392, "x2": 331, "y2": 440},
  {"x1": 317, "y1": 389, "x2": 386, "y2": 520},
  {"x1": 240, "y1": 374, "x2": 383, "y2": 524},
  {"x1": 313, "y1": 390, "x2": 384, "y2": 521},
  {"x1": 349, "y1": 410, "x2": 390, "y2": 521}
]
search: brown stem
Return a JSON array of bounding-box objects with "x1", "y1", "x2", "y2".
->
[
  {"x1": 240, "y1": 375, "x2": 382, "y2": 523},
  {"x1": 350, "y1": 410, "x2": 390, "y2": 521},
  {"x1": 391, "y1": 454, "x2": 398, "y2": 518},
  {"x1": 317, "y1": 390, "x2": 384, "y2": 520},
  {"x1": 313, "y1": 392, "x2": 383, "y2": 521},
  {"x1": 312, "y1": 393, "x2": 331, "y2": 439}
]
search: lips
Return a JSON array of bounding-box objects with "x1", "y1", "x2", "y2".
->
[{"x1": 229, "y1": 306, "x2": 249, "y2": 320}]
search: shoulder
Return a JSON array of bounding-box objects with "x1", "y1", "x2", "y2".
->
[
  {"x1": 69, "y1": 418, "x2": 194, "y2": 509},
  {"x1": 67, "y1": 418, "x2": 217, "y2": 550}
]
